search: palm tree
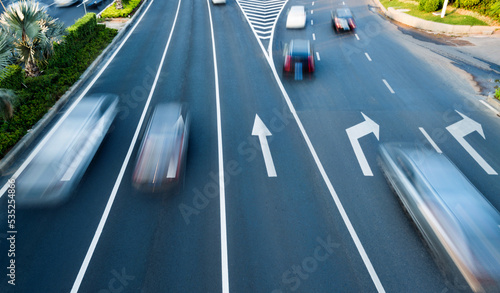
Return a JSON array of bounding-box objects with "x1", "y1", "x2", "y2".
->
[
  {"x1": 0, "y1": 89, "x2": 16, "y2": 120},
  {"x1": 115, "y1": 0, "x2": 123, "y2": 10},
  {"x1": 0, "y1": 0, "x2": 65, "y2": 77},
  {"x1": 0, "y1": 28, "x2": 14, "y2": 74}
]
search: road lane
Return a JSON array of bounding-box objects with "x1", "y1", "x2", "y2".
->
[{"x1": 75, "y1": 0, "x2": 224, "y2": 291}]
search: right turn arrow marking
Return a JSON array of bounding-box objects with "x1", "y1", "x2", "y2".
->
[
  {"x1": 346, "y1": 113, "x2": 380, "y2": 176},
  {"x1": 446, "y1": 111, "x2": 497, "y2": 175}
]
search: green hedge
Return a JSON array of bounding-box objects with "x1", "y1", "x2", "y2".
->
[
  {"x1": 0, "y1": 15, "x2": 117, "y2": 158},
  {"x1": 419, "y1": 0, "x2": 443, "y2": 12},
  {"x1": 0, "y1": 65, "x2": 24, "y2": 91},
  {"x1": 101, "y1": 0, "x2": 141, "y2": 18}
]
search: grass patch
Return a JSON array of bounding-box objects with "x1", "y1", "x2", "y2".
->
[
  {"x1": 380, "y1": 0, "x2": 488, "y2": 25},
  {"x1": 100, "y1": 0, "x2": 141, "y2": 18}
]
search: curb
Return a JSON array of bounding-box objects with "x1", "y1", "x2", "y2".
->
[
  {"x1": 486, "y1": 95, "x2": 500, "y2": 113},
  {"x1": 374, "y1": 0, "x2": 500, "y2": 35},
  {"x1": 0, "y1": 1, "x2": 148, "y2": 175}
]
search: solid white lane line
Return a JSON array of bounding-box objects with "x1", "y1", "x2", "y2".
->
[
  {"x1": 70, "y1": 0, "x2": 182, "y2": 291},
  {"x1": 207, "y1": 1, "x2": 230, "y2": 292},
  {"x1": 312, "y1": 33, "x2": 316, "y2": 41},
  {"x1": 382, "y1": 79, "x2": 395, "y2": 94},
  {"x1": 316, "y1": 52, "x2": 320, "y2": 61},
  {"x1": 365, "y1": 53, "x2": 372, "y2": 61},
  {"x1": 265, "y1": 30, "x2": 386, "y2": 293},
  {"x1": 480, "y1": 100, "x2": 499, "y2": 114},
  {"x1": 419, "y1": 127, "x2": 443, "y2": 153},
  {"x1": 0, "y1": 0, "x2": 157, "y2": 198},
  {"x1": 355, "y1": 34, "x2": 360, "y2": 40}
]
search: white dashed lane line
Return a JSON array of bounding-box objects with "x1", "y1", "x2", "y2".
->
[
  {"x1": 313, "y1": 33, "x2": 316, "y2": 40},
  {"x1": 382, "y1": 79, "x2": 395, "y2": 94},
  {"x1": 355, "y1": 34, "x2": 360, "y2": 40},
  {"x1": 365, "y1": 53, "x2": 372, "y2": 61},
  {"x1": 316, "y1": 52, "x2": 321, "y2": 61},
  {"x1": 419, "y1": 127, "x2": 443, "y2": 153}
]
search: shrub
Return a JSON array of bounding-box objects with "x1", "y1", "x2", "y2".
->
[
  {"x1": 496, "y1": 88, "x2": 500, "y2": 100},
  {"x1": 419, "y1": 0, "x2": 442, "y2": 12},
  {"x1": 101, "y1": 0, "x2": 141, "y2": 18},
  {"x1": 0, "y1": 14, "x2": 117, "y2": 158},
  {"x1": 0, "y1": 65, "x2": 24, "y2": 91},
  {"x1": 490, "y1": 1, "x2": 500, "y2": 19}
]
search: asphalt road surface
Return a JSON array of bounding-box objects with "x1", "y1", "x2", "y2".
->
[{"x1": 0, "y1": 0, "x2": 499, "y2": 291}]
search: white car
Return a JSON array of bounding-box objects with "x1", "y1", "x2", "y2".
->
[
  {"x1": 54, "y1": 0, "x2": 79, "y2": 7},
  {"x1": 286, "y1": 5, "x2": 306, "y2": 29},
  {"x1": 212, "y1": 0, "x2": 226, "y2": 4}
]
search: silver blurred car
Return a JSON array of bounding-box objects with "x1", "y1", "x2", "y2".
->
[
  {"x1": 16, "y1": 94, "x2": 118, "y2": 207},
  {"x1": 54, "y1": 0, "x2": 79, "y2": 7},
  {"x1": 132, "y1": 103, "x2": 189, "y2": 192},
  {"x1": 379, "y1": 143, "x2": 500, "y2": 292}
]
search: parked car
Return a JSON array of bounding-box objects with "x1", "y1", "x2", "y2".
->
[
  {"x1": 378, "y1": 143, "x2": 500, "y2": 293},
  {"x1": 16, "y1": 94, "x2": 119, "y2": 207},
  {"x1": 283, "y1": 39, "x2": 315, "y2": 74},
  {"x1": 286, "y1": 5, "x2": 306, "y2": 29},
  {"x1": 132, "y1": 103, "x2": 190, "y2": 192},
  {"x1": 331, "y1": 7, "x2": 356, "y2": 33}
]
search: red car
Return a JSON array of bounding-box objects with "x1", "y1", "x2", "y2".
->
[{"x1": 283, "y1": 39, "x2": 315, "y2": 74}]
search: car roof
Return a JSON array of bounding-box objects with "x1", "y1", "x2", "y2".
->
[
  {"x1": 290, "y1": 39, "x2": 310, "y2": 55},
  {"x1": 290, "y1": 5, "x2": 304, "y2": 12},
  {"x1": 336, "y1": 8, "x2": 352, "y2": 17}
]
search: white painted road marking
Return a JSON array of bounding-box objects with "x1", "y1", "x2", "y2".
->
[
  {"x1": 365, "y1": 53, "x2": 372, "y2": 61},
  {"x1": 311, "y1": 19, "x2": 314, "y2": 25},
  {"x1": 207, "y1": 0, "x2": 230, "y2": 291},
  {"x1": 312, "y1": 33, "x2": 316, "y2": 41},
  {"x1": 382, "y1": 79, "x2": 395, "y2": 94},
  {"x1": 480, "y1": 100, "x2": 499, "y2": 115},
  {"x1": 252, "y1": 115, "x2": 277, "y2": 177},
  {"x1": 446, "y1": 111, "x2": 497, "y2": 175},
  {"x1": 70, "y1": 0, "x2": 183, "y2": 291},
  {"x1": 316, "y1": 52, "x2": 320, "y2": 61},
  {"x1": 355, "y1": 34, "x2": 360, "y2": 40},
  {"x1": 346, "y1": 113, "x2": 380, "y2": 176},
  {"x1": 419, "y1": 127, "x2": 442, "y2": 153}
]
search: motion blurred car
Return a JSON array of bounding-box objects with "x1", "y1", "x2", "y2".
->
[
  {"x1": 85, "y1": 0, "x2": 103, "y2": 7},
  {"x1": 331, "y1": 7, "x2": 356, "y2": 33},
  {"x1": 378, "y1": 143, "x2": 500, "y2": 293},
  {"x1": 132, "y1": 103, "x2": 190, "y2": 192},
  {"x1": 54, "y1": 0, "x2": 79, "y2": 7},
  {"x1": 286, "y1": 5, "x2": 306, "y2": 29},
  {"x1": 16, "y1": 94, "x2": 119, "y2": 207},
  {"x1": 283, "y1": 39, "x2": 315, "y2": 74},
  {"x1": 212, "y1": 0, "x2": 226, "y2": 5}
]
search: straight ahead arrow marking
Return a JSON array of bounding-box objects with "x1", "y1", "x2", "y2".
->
[{"x1": 252, "y1": 115, "x2": 277, "y2": 177}]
